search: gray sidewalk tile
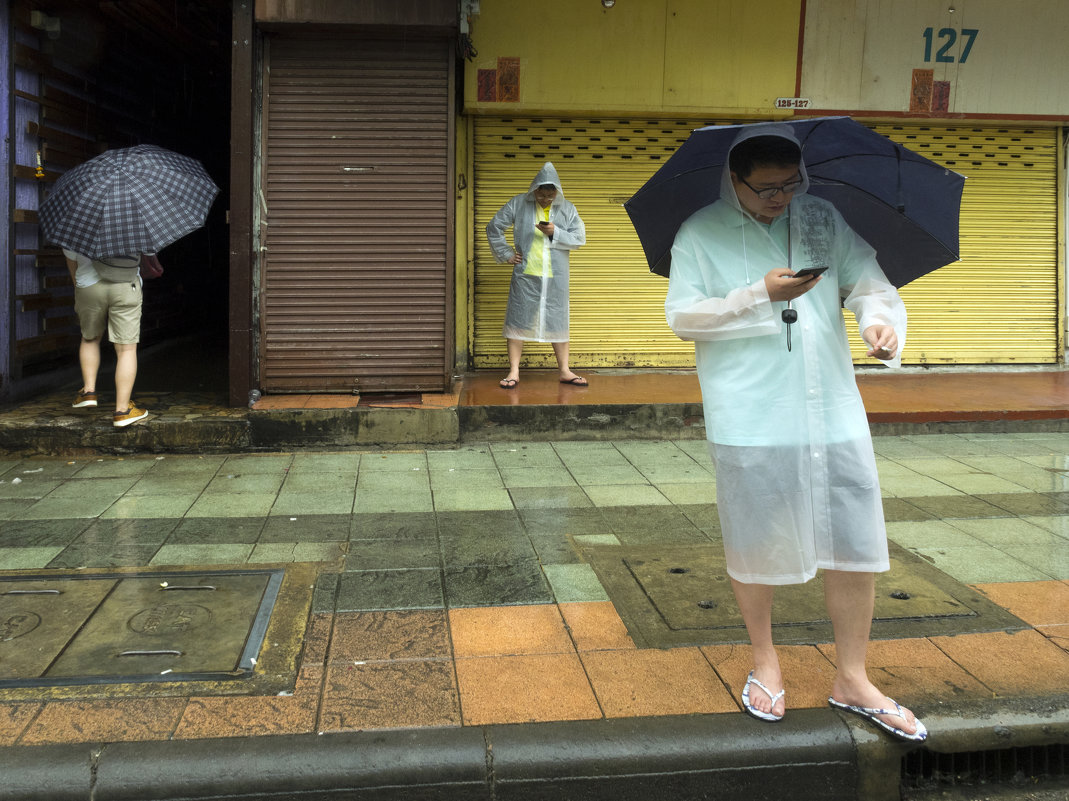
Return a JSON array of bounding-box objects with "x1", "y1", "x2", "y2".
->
[
  {"x1": 126, "y1": 474, "x2": 213, "y2": 496},
  {"x1": 426, "y1": 446, "x2": 495, "y2": 471},
  {"x1": 75, "y1": 458, "x2": 159, "y2": 478},
  {"x1": 583, "y1": 484, "x2": 670, "y2": 507},
  {"x1": 0, "y1": 518, "x2": 90, "y2": 547},
  {"x1": 490, "y1": 442, "x2": 565, "y2": 468},
  {"x1": 260, "y1": 514, "x2": 350, "y2": 542},
  {"x1": 443, "y1": 562, "x2": 552, "y2": 607},
  {"x1": 357, "y1": 470, "x2": 429, "y2": 492},
  {"x1": 0, "y1": 546, "x2": 65, "y2": 569},
  {"x1": 102, "y1": 494, "x2": 200, "y2": 519},
  {"x1": 349, "y1": 511, "x2": 438, "y2": 541},
  {"x1": 289, "y1": 452, "x2": 362, "y2": 474},
  {"x1": 204, "y1": 472, "x2": 286, "y2": 495},
  {"x1": 346, "y1": 539, "x2": 440, "y2": 570},
  {"x1": 185, "y1": 492, "x2": 279, "y2": 518},
  {"x1": 271, "y1": 491, "x2": 355, "y2": 516},
  {"x1": 655, "y1": 483, "x2": 716, "y2": 505},
  {"x1": 429, "y1": 467, "x2": 504, "y2": 491},
  {"x1": 528, "y1": 533, "x2": 584, "y2": 565},
  {"x1": 336, "y1": 568, "x2": 444, "y2": 611},
  {"x1": 508, "y1": 486, "x2": 592, "y2": 509},
  {"x1": 219, "y1": 454, "x2": 295, "y2": 473},
  {"x1": 542, "y1": 563, "x2": 609, "y2": 602},
  {"x1": 169, "y1": 517, "x2": 265, "y2": 544},
  {"x1": 280, "y1": 471, "x2": 358, "y2": 494},
  {"x1": 359, "y1": 452, "x2": 429, "y2": 472},
  {"x1": 249, "y1": 541, "x2": 345, "y2": 563},
  {"x1": 354, "y1": 487, "x2": 434, "y2": 513},
  {"x1": 151, "y1": 543, "x2": 255, "y2": 566},
  {"x1": 499, "y1": 466, "x2": 577, "y2": 488},
  {"x1": 0, "y1": 499, "x2": 35, "y2": 520},
  {"x1": 149, "y1": 455, "x2": 226, "y2": 475},
  {"x1": 911, "y1": 544, "x2": 1053, "y2": 583},
  {"x1": 432, "y1": 486, "x2": 514, "y2": 512},
  {"x1": 519, "y1": 507, "x2": 609, "y2": 537}
]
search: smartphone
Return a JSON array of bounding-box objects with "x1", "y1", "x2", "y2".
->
[{"x1": 791, "y1": 266, "x2": 828, "y2": 279}]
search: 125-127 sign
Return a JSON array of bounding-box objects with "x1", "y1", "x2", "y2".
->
[{"x1": 922, "y1": 27, "x2": 978, "y2": 63}]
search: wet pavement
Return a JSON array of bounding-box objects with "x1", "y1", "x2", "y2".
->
[{"x1": 0, "y1": 361, "x2": 1067, "y2": 799}]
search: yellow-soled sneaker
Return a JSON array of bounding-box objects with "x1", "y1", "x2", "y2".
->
[
  {"x1": 113, "y1": 405, "x2": 149, "y2": 428},
  {"x1": 73, "y1": 390, "x2": 98, "y2": 408}
]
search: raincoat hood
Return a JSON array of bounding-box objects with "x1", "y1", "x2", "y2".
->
[
  {"x1": 720, "y1": 124, "x2": 810, "y2": 216},
  {"x1": 526, "y1": 162, "x2": 566, "y2": 202}
]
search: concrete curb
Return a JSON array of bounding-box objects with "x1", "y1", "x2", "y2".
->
[{"x1": 7, "y1": 700, "x2": 1067, "y2": 801}]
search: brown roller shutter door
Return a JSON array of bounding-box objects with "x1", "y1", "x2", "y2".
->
[{"x1": 261, "y1": 36, "x2": 454, "y2": 393}]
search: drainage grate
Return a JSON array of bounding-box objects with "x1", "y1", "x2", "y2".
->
[
  {"x1": 902, "y1": 744, "x2": 1069, "y2": 790},
  {"x1": 581, "y1": 542, "x2": 1029, "y2": 648},
  {"x1": 0, "y1": 569, "x2": 284, "y2": 687}
]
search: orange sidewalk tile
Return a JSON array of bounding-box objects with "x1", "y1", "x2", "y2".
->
[
  {"x1": 928, "y1": 630, "x2": 1069, "y2": 696},
  {"x1": 0, "y1": 703, "x2": 42, "y2": 747},
  {"x1": 702, "y1": 643, "x2": 839, "y2": 710},
  {"x1": 559, "y1": 601, "x2": 637, "y2": 651},
  {"x1": 455, "y1": 653, "x2": 602, "y2": 725},
  {"x1": 20, "y1": 698, "x2": 187, "y2": 745},
  {"x1": 1039, "y1": 624, "x2": 1069, "y2": 654},
  {"x1": 449, "y1": 604, "x2": 574, "y2": 658},
  {"x1": 817, "y1": 638, "x2": 990, "y2": 705},
  {"x1": 972, "y1": 581, "x2": 1069, "y2": 628},
  {"x1": 581, "y1": 648, "x2": 736, "y2": 718}
]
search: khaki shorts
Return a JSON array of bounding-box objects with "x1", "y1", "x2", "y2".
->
[{"x1": 74, "y1": 280, "x2": 143, "y2": 345}]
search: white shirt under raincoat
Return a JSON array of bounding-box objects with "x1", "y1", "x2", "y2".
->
[
  {"x1": 486, "y1": 162, "x2": 586, "y2": 342},
  {"x1": 665, "y1": 125, "x2": 907, "y2": 585}
]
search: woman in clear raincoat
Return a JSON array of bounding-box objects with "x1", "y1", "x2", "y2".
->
[
  {"x1": 486, "y1": 162, "x2": 587, "y2": 388},
  {"x1": 665, "y1": 125, "x2": 926, "y2": 741}
]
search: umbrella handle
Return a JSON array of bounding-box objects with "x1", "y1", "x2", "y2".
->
[{"x1": 782, "y1": 301, "x2": 797, "y2": 351}]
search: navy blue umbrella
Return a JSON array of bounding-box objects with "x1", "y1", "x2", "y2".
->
[{"x1": 624, "y1": 117, "x2": 965, "y2": 286}]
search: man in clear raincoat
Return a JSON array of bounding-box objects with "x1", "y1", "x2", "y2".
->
[
  {"x1": 665, "y1": 125, "x2": 926, "y2": 741},
  {"x1": 486, "y1": 162, "x2": 587, "y2": 388}
]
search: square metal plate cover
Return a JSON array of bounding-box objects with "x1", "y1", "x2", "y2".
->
[
  {"x1": 0, "y1": 568, "x2": 284, "y2": 688},
  {"x1": 582, "y1": 542, "x2": 1028, "y2": 649}
]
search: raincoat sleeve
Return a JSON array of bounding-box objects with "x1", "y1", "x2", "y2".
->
[
  {"x1": 664, "y1": 221, "x2": 779, "y2": 342},
  {"x1": 833, "y1": 213, "x2": 908, "y2": 367},
  {"x1": 486, "y1": 195, "x2": 524, "y2": 263},
  {"x1": 548, "y1": 202, "x2": 585, "y2": 251}
]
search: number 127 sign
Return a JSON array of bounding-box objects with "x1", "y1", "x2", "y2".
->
[{"x1": 922, "y1": 27, "x2": 978, "y2": 63}]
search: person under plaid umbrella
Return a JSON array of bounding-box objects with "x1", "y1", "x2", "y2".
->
[
  {"x1": 43, "y1": 145, "x2": 218, "y2": 427},
  {"x1": 39, "y1": 144, "x2": 218, "y2": 259}
]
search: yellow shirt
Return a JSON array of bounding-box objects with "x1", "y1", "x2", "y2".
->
[{"x1": 523, "y1": 205, "x2": 553, "y2": 277}]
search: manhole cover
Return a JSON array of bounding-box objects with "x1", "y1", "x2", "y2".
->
[
  {"x1": 582, "y1": 542, "x2": 1028, "y2": 648},
  {"x1": 0, "y1": 568, "x2": 284, "y2": 688}
]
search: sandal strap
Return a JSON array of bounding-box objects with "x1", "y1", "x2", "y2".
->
[{"x1": 748, "y1": 675, "x2": 785, "y2": 705}]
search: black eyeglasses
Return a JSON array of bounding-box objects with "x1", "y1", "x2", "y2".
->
[{"x1": 738, "y1": 175, "x2": 803, "y2": 200}]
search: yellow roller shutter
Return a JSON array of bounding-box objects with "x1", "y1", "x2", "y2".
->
[
  {"x1": 855, "y1": 125, "x2": 1060, "y2": 364},
  {"x1": 473, "y1": 119, "x2": 1061, "y2": 368}
]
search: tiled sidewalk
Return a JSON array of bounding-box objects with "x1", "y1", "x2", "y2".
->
[{"x1": 0, "y1": 433, "x2": 1067, "y2": 747}]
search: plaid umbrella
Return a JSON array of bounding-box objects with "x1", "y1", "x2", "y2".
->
[{"x1": 39, "y1": 145, "x2": 219, "y2": 259}]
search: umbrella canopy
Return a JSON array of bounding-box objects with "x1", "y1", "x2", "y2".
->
[
  {"x1": 39, "y1": 145, "x2": 219, "y2": 259},
  {"x1": 624, "y1": 117, "x2": 965, "y2": 286}
]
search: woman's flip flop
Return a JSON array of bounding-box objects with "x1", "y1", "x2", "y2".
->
[
  {"x1": 828, "y1": 697, "x2": 928, "y2": 742},
  {"x1": 742, "y1": 671, "x2": 785, "y2": 722}
]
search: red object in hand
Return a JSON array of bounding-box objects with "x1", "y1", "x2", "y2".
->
[{"x1": 139, "y1": 253, "x2": 164, "y2": 279}]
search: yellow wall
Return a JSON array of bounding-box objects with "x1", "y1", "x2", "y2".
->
[
  {"x1": 802, "y1": 0, "x2": 1069, "y2": 118},
  {"x1": 464, "y1": 0, "x2": 802, "y2": 117}
]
